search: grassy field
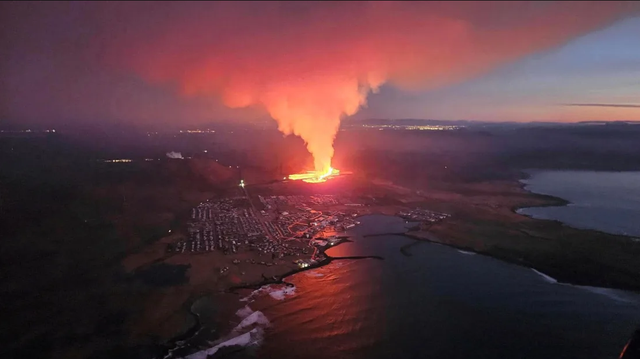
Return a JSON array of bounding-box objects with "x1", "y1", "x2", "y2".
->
[{"x1": 400, "y1": 179, "x2": 640, "y2": 290}]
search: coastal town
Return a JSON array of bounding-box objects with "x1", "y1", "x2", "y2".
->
[
  {"x1": 396, "y1": 208, "x2": 450, "y2": 223},
  {"x1": 167, "y1": 194, "x2": 363, "y2": 270}
]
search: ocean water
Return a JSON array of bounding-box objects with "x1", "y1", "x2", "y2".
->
[
  {"x1": 517, "y1": 171, "x2": 640, "y2": 237},
  {"x1": 190, "y1": 215, "x2": 640, "y2": 359}
]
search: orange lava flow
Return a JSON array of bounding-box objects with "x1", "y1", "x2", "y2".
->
[{"x1": 288, "y1": 167, "x2": 340, "y2": 183}]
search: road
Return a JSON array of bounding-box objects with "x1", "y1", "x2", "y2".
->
[{"x1": 242, "y1": 184, "x2": 278, "y2": 241}]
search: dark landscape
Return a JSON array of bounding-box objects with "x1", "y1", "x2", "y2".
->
[{"x1": 2, "y1": 122, "x2": 640, "y2": 358}]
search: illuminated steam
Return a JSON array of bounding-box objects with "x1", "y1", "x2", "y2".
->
[
  {"x1": 166, "y1": 151, "x2": 184, "y2": 159},
  {"x1": 248, "y1": 75, "x2": 383, "y2": 174},
  {"x1": 97, "y1": 2, "x2": 637, "y2": 173}
]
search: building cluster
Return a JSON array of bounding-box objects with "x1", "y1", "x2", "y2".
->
[
  {"x1": 259, "y1": 194, "x2": 361, "y2": 239},
  {"x1": 297, "y1": 210, "x2": 359, "y2": 238},
  {"x1": 167, "y1": 195, "x2": 363, "y2": 260},
  {"x1": 168, "y1": 198, "x2": 313, "y2": 258},
  {"x1": 310, "y1": 236, "x2": 342, "y2": 248},
  {"x1": 168, "y1": 198, "x2": 265, "y2": 254},
  {"x1": 259, "y1": 194, "x2": 341, "y2": 210},
  {"x1": 251, "y1": 240, "x2": 308, "y2": 259},
  {"x1": 293, "y1": 258, "x2": 318, "y2": 268},
  {"x1": 397, "y1": 208, "x2": 451, "y2": 223},
  {"x1": 264, "y1": 220, "x2": 293, "y2": 240}
]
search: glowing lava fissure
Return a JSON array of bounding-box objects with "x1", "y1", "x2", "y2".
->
[{"x1": 288, "y1": 167, "x2": 340, "y2": 183}]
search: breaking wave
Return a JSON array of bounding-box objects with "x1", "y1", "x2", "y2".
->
[
  {"x1": 574, "y1": 285, "x2": 635, "y2": 303},
  {"x1": 235, "y1": 305, "x2": 254, "y2": 318},
  {"x1": 240, "y1": 284, "x2": 297, "y2": 302},
  {"x1": 531, "y1": 268, "x2": 558, "y2": 283},
  {"x1": 268, "y1": 286, "x2": 296, "y2": 300},
  {"x1": 235, "y1": 310, "x2": 271, "y2": 331},
  {"x1": 184, "y1": 284, "x2": 299, "y2": 358},
  {"x1": 182, "y1": 305, "x2": 271, "y2": 359},
  {"x1": 184, "y1": 327, "x2": 265, "y2": 359},
  {"x1": 456, "y1": 249, "x2": 476, "y2": 255},
  {"x1": 531, "y1": 268, "x2": 636, "y2": 303}
]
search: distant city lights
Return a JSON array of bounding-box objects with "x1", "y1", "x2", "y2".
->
[
  {"x1": 0, "y1": 129, "x2": 56, "y2": 133},
  {"x1": 179, "y1": 129, "x2": 216, "y2": 134},
  {"x1": 361, "y1": 124, "x2": 462, "y2": 131},
  {"x1": 103, "y1": 159, "x2": 132, "y2": 163}
]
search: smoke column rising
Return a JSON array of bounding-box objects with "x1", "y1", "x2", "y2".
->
[{"x1": 85, "y1": 2, "x2": 639, "y2": 172}]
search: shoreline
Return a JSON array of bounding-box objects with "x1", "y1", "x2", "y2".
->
[
  {"x1": 512, "y1": 170, "x2": 640, "y2": 240},
  {"x1": 416, "y1": 229, "x2": 640, "y2": 292},
  {"x1": 158, "y1": 172, "x2": 640, "y2": 357},
  {"x1": 160, "y1": 208, "x2": 640, "y2": 358},
  {"x1": 511, "y1": 169, "x2": 571, "y2": 211},
  {"x1": 156, "y1": 296, "x2": 205, "y2": 359},
  {"x1": 159, "y1": 236, "x2": 383, "y2": 358},
  {"x1": 226, "y1": 237, "x2": 383, "y2": 292},
  {"x1": 369, "y1": 229, "x2": 640, "y2": 293}
]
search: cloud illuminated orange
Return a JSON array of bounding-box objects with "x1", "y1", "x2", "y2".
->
[{"x1": 88, "y1": 1, "x2": 639, "y2": 172}]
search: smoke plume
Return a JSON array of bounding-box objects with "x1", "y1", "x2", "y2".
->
[
  {"x1": 166, "y1": 151, "x2": 184, "y2": 160},
  {"x1": 89, "y1": 2, "x2": 638, "y2": 172}
]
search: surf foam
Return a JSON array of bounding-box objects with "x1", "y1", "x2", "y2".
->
[
  {"x1": 531, "y1": 268, "x2": 636, "y2": 303},
  {"x1": 457, "y1": 249, "x2": 476, "y2": 255},
  {"x1": 239, "y1": 288, "x2": 264, "y2": 302},
  {"x1": 268, "y1": 286, "x2": 296, "y2": 300},
  {"x1": 531, "y1": 268, "x2": 558, "y2": 283},
  {"x1": 184, "y1": 327, "x2": 265, "y2": 359},
  {"x1": 235, "y1": 305, "x2": 254, "y2": 319},
  {"x1": 240, "y1": 285, "x2": 297, "y2": 302},
  {"x1": 234, "y1": 310, "x2": 271, "y2": 331},
  {"x1": 575, "y1": 285, "x2": 635, "y2": 303},
  {"x1": 180, "y1": 306, "x2": 271, "y2": 359}
]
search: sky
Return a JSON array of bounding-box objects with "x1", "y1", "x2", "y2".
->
[
  {"x1": 355, "y1": 15, "x2": 640, "y2": 122},
  {"x1": 1, "y1": 1, "x2": 639, "y2": 130}
]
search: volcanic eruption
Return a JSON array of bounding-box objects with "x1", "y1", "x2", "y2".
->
[
  {"x1": 288, "y1": 167, "x2": 341, "y2": 184},
  {"x1": 87, "y1": 2, "x2": 637, "y2": 182},
  {"x1": 266, "y1": 73, "x2": 381, "y2": 182}
]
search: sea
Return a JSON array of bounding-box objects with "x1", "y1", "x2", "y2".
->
[
  {"x1": 178, "y1": 214, "x2": 640, "y2": 359},
  {"x1": 517, "y1": 170, "x2": 640, "y2": 237}
]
